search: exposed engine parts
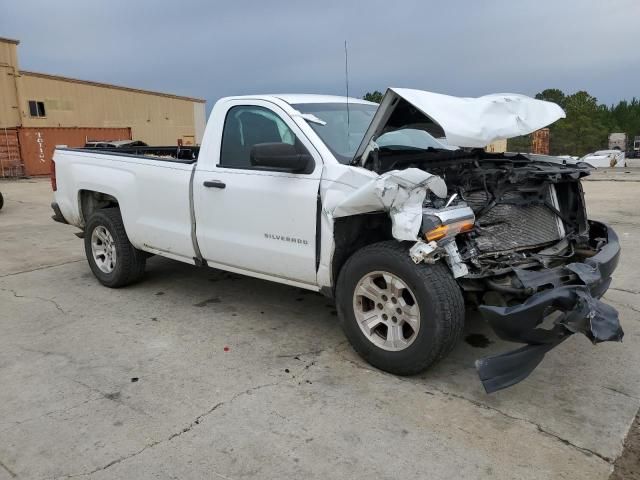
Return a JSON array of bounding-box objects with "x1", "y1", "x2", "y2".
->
[{"x1": 379, "y1": 151, "x2": 594, "y2": 298}]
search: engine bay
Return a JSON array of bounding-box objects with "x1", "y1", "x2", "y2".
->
[{"x1": 365, "y1": 148, "x2": 603, "y2": 305}]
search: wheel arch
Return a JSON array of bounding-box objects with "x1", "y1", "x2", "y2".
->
[
  {"x1": 331, "y1": 213, "x2": 394, "y2": 292},
  {"x1": 78, "y1": 190, "x2": 119, "y2": 226}
]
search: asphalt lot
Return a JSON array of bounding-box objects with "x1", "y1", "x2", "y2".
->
[{"x1": 1, "y1": 173, "x2": 639, "y2": 480}]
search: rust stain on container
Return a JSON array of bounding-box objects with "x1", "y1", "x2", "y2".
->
[
  {"x1": 18, "y1": 127, "x2": 131, "y2": 176},
  {"x1": 0, "y1": 128, "x2": 22, "y2": 177},
  {"x1": 531, "y1": 128, "x2": 550, "y2": 155}
]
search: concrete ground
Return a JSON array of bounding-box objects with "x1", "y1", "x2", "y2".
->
[{"x1": 0, "y1": 174, "x2": 639, "y2": 480}]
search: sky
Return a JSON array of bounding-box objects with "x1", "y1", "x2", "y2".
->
[{"x1": 2, "y1": 0, "x2": 639, "y2": 111}]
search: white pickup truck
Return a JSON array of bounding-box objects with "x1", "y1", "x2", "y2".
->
[{"x1": 51, "y1": 88, "x2": 623, "y2": 392}]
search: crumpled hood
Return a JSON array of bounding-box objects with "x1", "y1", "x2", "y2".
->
[{"x1": 355, "y1": 88, "x2": 566, "y2": 161}]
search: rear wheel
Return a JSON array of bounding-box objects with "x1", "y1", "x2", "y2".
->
[
  {"x1": 0, "y1": 192, "x2": 4, "y2": 210},
  {"x1": 84, "y1": 208, "x2": 146, "y2": 288},
  {"x1": 336, "y1": 241, "x2": 465, "y2": 375}
]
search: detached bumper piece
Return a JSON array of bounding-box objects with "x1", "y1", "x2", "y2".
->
[{"x1": 476, "y1": 221, "x2": 623, "y2": 393}]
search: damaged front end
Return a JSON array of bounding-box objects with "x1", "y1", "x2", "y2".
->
[
  {"x1": 339, "y1": 151, "x2": 623, "y2": 393},
  {"x1": 473, "y1": 221, "x2": 622, "y2": 393},
  {"x1": 310, "y1": 88, "x2": 622, "y2": 392},
  {"x1": 406, "y1": 154, "x2": 623, "y2": 393},
  {"x1": 326, "y1": 151, "x2": 623, "y2": 393}
]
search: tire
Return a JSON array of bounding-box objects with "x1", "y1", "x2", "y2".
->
[
  {"x1": 84, "y1": 208, "x2": 146, "y2": 288},
  {"x1": 336, "y1": 241, "x2": 465, "y2": 376},
  {"x1": 0, "y1": 192, "x2": 4, "y2": 210}
]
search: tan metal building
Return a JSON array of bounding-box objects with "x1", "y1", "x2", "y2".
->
[
  {"x1": 485, "y1": 139, "x2": 508, "y2": 153},
  {"x1": 0, "y1": 36, "x2": 206, "y2": 176}
]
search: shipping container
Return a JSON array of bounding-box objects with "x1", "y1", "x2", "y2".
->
[
  {"x1": 531, "y1": 128, "x2": 550, "y2": 155},
  {"x1": 18, "y1": 127, "x2": 131, "y2": 176}
]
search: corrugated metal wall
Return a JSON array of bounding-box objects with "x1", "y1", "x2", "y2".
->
[
  {"x1": 18, "y1": 127, "x2": 131, "y2": 176},
  {"x1": 0, "y1": 40, "x2": 21, "y2": 129},
  {"x1": 0, "y1": 128, "x2": 22, "y2": 177},
  {"x1": 485, "y1": 139, "x2": 508, "y2": 153},
  {"x1": 0, "y1": 66, "x2": 21, "y2": 129},
  {"x1": 531, "y1": 128, "x2": 550, "y2": 155},
  {"x1": 19, "y1": 73, "x2": 203, "y2": 145}
]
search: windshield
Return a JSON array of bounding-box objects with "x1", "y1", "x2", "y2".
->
[
  {"x1": 294, "y1": 102, "x2": 457, "y2": 164},
  {"x1": 293, "y1": 103, "x2": 377, "y2": 164}
]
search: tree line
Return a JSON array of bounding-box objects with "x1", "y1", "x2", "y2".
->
[{"x1": 363, "y1": 89, "x2": 640, "y2": 156}]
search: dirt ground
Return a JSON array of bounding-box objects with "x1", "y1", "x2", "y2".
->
[{"x1": 611, "y1": 411, "x2": 640, "y2": 479}]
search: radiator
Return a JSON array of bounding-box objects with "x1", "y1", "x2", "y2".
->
[{"x1": 465, "y1": 185, "x2": 564, "y2": 253}]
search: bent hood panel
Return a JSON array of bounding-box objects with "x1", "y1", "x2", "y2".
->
[{"x1": 355, "y1": 88, "x2": 566, "y2": 161}]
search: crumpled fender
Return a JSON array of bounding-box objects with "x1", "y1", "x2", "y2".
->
[{"x1": 330, "y1": 167, "x2": 447, "y2": 241}]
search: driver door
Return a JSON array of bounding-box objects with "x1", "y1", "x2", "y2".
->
[{"x1": 193, "y1": 100, "x2": 323, "y2": 286}]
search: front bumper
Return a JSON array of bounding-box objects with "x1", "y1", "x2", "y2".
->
[{"x1": 476, "y1": 221, "x2": 623, "y2": 393}]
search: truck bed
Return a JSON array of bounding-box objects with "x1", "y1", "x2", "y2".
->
[
  {"x1": 52, "y1": 145, "x2": 198, "y2": 261},
  {"x1": 62, "y1": 145, "x2": 199, "y2": 164}
]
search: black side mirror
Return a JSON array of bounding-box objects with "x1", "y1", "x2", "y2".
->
[{"x1": 250, "y1": 143, "x2": 313, "y2": 173}]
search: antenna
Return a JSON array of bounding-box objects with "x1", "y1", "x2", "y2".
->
[{"x1": 344, "y1": 40, "x2": 350, "y2": 129}]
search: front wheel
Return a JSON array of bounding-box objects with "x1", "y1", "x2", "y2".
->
[
  {"x1": 336, "y1": 241, "x2": 465, "y2": 375},
  {"x1": 84, "y1": 208, "x2": 146, "y2": 288}
]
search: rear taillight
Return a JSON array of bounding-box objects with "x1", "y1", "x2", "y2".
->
[{"x1": 50, "y1": 159, "x2": 57, "y2": 191}]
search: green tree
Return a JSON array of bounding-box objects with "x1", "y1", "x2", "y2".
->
[
  {"x1": 506, "y1": 134, "x2": 532, "y2": 153},
  {"x1": 608, "y1": 98, "x2": 640, "y2": 149},
  {"x1": 508, "y1": 88, "x2": 640, "y2": 156},
  {"x1": 551, "y1": 91, "x2": 607, "y2": 155},
  {"x1": 363, "y1": 90, "x2": 384, "y2": 103},
  {"x1": 535, "y1": 88, "x2": 566, "y2": 109}
]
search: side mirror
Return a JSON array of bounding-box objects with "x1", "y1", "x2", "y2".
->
[{"x1": 250, "y1": 143, "x2": 313, "y2": 173}]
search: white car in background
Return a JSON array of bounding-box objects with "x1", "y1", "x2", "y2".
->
[{"x1": 580, "y1": 149, "x2": 626, "y2": 168}]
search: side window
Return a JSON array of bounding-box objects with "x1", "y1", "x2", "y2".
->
[
  {"x1": 220, "y1": 105, "x2": 307, "y2": 169},
  {"x1": 28, "y1": 100, "x2": 46, "y2": 118}
]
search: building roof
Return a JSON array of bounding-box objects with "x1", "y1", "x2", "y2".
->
[
  {"x1": 20, "y1": 70, "x2": 206, "y2": 103},
  {"x1": 0, "y1": 37, "x2": 20, "y2": 45}
]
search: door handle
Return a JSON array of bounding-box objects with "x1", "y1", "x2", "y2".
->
[{"x1": 203, "y1": 180, "x2": 226, "y2": 189}]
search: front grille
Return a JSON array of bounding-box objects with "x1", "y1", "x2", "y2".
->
[{"x1": 465, "y1": 187, "x2": 563, "y2": 253}]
